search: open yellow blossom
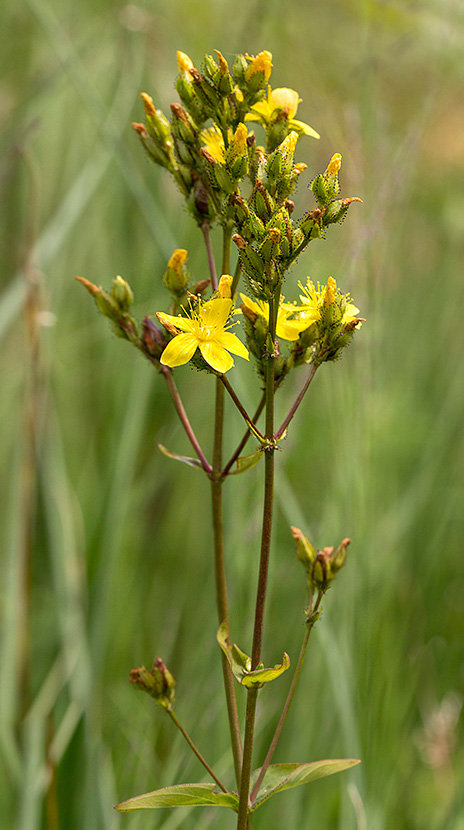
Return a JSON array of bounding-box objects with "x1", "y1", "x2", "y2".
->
[
  {"x1": 246, "y1": 86, "x2": 320, "y2": 139},
  {"x1": 157, "y1": 289, "x2": 249, "y2": 373},
  {"x1": 299, "y1": 278, "x2": 360, "y2": 325},
  {"x1": 239, "y1": 294, "x2": 312, "y2": 341}
]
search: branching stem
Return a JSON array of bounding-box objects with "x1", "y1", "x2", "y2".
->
[
  {"x1": 220, "y1": 375, "x2": 265, "y2": 442},
  {"x1": 160, "y1": 366, "x2": 212, "y2": 474},
  {"x1": 274, "y1": 360, "x2": 319, "y2": 440}
]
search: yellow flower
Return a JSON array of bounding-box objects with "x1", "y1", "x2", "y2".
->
[
  {"x1": 245, "y1": 51, "x2": 273, "y2": 84},
  {"x1": 201, "y1": 123, "x2": 247, "y2": 165},
  {"x1": 239, "y1": 294, "x2": 312, "y2": 341},
  {"x1": 299, "y1": 277, "x2": 360, "y2": 324},
  {"x1": 157, "y1": 286, "x2": 249, "y2": 373},
  {"x1": 246, "y1": 87, "x2": 320, "y2": 139},
  {"x1": 201, "y1": 125, "x2": 229, "y2": 163}
]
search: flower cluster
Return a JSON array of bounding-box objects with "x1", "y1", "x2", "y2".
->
[{"x1": 79, "y1": 49, "x2": 363, "y2": 377}]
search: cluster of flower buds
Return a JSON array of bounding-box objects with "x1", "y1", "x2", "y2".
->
[
  {"x1": 292, "y1": 527, "x2": 351, "y2": 593},
  {"x1": 132, "y1": 50, "x2": 280, "y2": 225},
  {"x1": 305, "y1": 153, "x2": 363, "y2": 229},
  {"x1": 75, "y1": 275, "x2": 138, "y2": 344},
  {"x1": 129, "y1": 657, "x2": 176, "y2": 710}
]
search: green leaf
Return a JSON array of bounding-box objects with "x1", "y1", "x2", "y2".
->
[
  {"x1": 240, "y1": 653, "x2": 290, "y2": 688},
  {"x1": 158, "y1": 444, "x2": 204, "y2": 470},
  {"x1": 217, "y1": 622, "x2": 290, "y2": 688},
  {"x1": 250, "y1": 759, "x2": 361, "y2": 811},
  {"x1": 228, "y1": 449, "x2": 263, "y2": 475},
  {"x1": 115, "y1": 783, "x2": 239, "y2": 812}
]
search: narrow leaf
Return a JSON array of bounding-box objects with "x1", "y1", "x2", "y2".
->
[
  {"x1": 158, "y1": 444, "x2": 204, "y2": 470},
  {"x1": 115, "y1": 783, "x2": 239, "y2": 812},
  {"x1": 228, "y1": 449, "x2": 263, "y2": 475},
  {"x1": 250, "y1": 759, "x2": 361, "y2": 810}
]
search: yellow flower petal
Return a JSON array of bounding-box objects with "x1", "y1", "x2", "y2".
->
[
  {"x1": 157, "y1": 311, "x2": 195, "y2": 334},
  {"x1": 290, "y1": 118, "x2": 320, "y2": 139},
  {"x1": 160, "y1": 333, "x2": 198, "y2": 367},
  {"x1": 215, "y1": 331, "x2": 250, "y2": 359},
  {"x1": 199, "y1": 342, "x2": 234, "y2": 373},
  {"x1": 268, "y1": 87, "x2": 300, "y2": 118},
  {"x1": 201, "y1": 298, "x2": 233, "y2": 328}
]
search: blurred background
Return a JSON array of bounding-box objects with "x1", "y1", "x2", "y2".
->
[{"x1": 1, "y1": 0, "x2": 464, "y2": 828}]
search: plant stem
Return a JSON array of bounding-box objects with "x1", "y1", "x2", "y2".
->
[
  {"x1": 231, "y1": 252, "x2": 242, "y2": 296},
  {"x1": 237, "y1": 294, "x2": 277, "y2": 830},
  {"x1": 211, "y1": 379, "x2": 243, "y2": 787},
  {"x1": 222, "y1": 393, "x2": 266, "y2": 477},
  {"x1": 208, "y1": 222, "x2": 243, "y2": 789},
  {"x1": 236, "y1": 688, "x2": 258, "y2": 829},
  {"x1": 249, "y1": 590, "x2": 323, "y2": 802},
  {"x1": 167, "y1": 708, "x2": 229, "y2": 793},
  {"x1": 160, "y1": 366, "x2": 212, "y2": 474},
  {"x1": 220, "y1": 375, "x2": 265, "y2": 442},
  {"x1": 201, "y1": 222, "x2": 218, "y2": 290},
  {"x1": 222, "y1": 220, "x2": 233, "y2": 275},
  {"x1": 274, "y1": 359, "x2": 319, "y2": 441}
]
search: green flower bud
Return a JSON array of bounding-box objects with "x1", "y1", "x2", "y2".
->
[
  {"x1": 170, "y1": 103, "x2": 198, "y2": 145},
  {"x1": 252, "y1": 180, "x2": 275, "y2": 222},
  {"x1": 291, "y1": 526, "x2": 316, "y2": 570},
  {"x1": 232, "y1": 234, "x2": 265, "y2": 281},
  {"x1": 129, "y1": 657, "x2": 176, "y2": 710},
  {"x1": 259, "y1": 227, "x2": 280, "y2": 262},
  {"x1": 111, "y1": 275, "x2": 134, "y2": 312},
  {"x1": 310, "y1": 174, "x2": 328, "y2": 206}
]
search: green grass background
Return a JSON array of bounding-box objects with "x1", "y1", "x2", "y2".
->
[{"x1": 1, "y1": 0, "x2": 464, "y2": 827}]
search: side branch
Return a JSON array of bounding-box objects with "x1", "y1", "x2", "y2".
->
[
  {"x1": 160, "y1": 365, "x2": 213, "y2": 474},
  {"x1": 274, "y1": 360, "x2": 319, "y2": 441},
  {"x1": 220, "y1": 375, "x2": 265, "y2": 442}
]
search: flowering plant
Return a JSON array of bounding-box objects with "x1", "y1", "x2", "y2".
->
[{"x1": 78, "y1": 48, "x2": 363, "y2": 828}]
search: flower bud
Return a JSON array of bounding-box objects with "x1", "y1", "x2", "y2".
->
[
  {"x1": 331, "y1": 538, "x2": 351, "y2": 573},
  {"x1": 111, "y1": 275, "x2": 134, "y2": 312},
  {"x1": 141, "y1": 316, "x2": 166, "y2": 359},
  {"x1": 232, "y1": 235, "x2": 265, "y2": 282},
  {"x1": 259, "y1": 227, "x2": 280, "y2": 262},
  {"x1": 310, "y1": 174, "x2": 329, "y2": 206},
  {"x1": 217, "y1": 274, "x2": 233, "y2": 298},
  {"x1": 213, "y1": 49, "x2": 234, "y2": 95},
  {"x1": 163, "y1": 249, "x2": 189, "y2": 296},
  {"x1": 170, "y1": 103, "x2": 198, "y2": 146},
  {"x1": 252, "y1": 180, "x2": 275, "y2": 222},
  {"x1": 324, "y1": 152, "x2": 342, "y2": 200},
  {"x1": 291, "y1": 526, "x2": 316, "y2": 570},
  {"x1": 129, "y1": 657, "x2": 176, "y2": 710},
  {"x1": 245, "y1": 50, "x2": 273, "y2": 93}
]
